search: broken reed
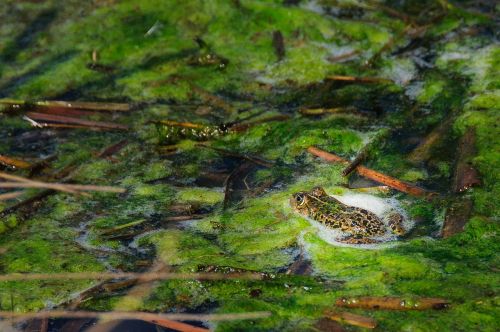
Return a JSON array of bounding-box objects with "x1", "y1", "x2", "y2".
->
[{"x1": 0, "y1": 271, "x2": 265, "y2": 282}]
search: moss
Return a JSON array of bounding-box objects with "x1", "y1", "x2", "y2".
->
[
  {"x1": 0, "y1": 0, "x2": 498, "y2": 329},
  {"x1": 176, "y1": 187, "x2": 224, "y2": 205},
  {"x1": 417, "y1": 79, "x2": 445, "y2": 104}
]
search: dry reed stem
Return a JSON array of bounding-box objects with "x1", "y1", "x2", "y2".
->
[
  {"x1": 0, "y1": 310, "x2": 271, "y2": 322},
  {"x1": 0, "y1": 271, "x2": 264, "y2": 282},
  {"x1": 0, "y1": 191, "x2": 25, "y2": 201}
]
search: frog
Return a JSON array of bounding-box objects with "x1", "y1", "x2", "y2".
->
[{"x1": 290, "y1": 186, "x2": 406, "y2": 244}]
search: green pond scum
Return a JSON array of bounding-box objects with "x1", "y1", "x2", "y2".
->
[{"x1": 0, "y1": 0, "x2": 498, "y2": 331}]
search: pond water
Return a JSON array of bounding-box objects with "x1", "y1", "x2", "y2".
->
[{"x1": 0, "y1": 1, "x2": 498, "y2": 331}]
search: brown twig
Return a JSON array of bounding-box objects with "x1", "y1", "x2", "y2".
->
[
  {"x1": 190, "y1": 84, "x2": 235, "y2": 114},
  {"x1": 0, "y1": 172, "x2": 81, "y2": 195},
  {"x1": 0, "y1": 271, "x2": 264, "y2": 282},
  {"x1": 0, "y1": 191, "x2": 24, "y2": 201},
  {"x1": 408, "y1": 116, "x2": 454, "y2": 164},
  {"x1": 441, "y1": 199, "x2": 473, "y2": 238},
  {"x1": 97, "y1": 139, "x2": 129, "y2": 159},
  {"x1": 326, "y1": 311, "x2": 377, "y2": 329},
  {"x1": 157, "y1": 120, "x2": 207, "y2": 129},
  {"x1": 299, "y1": 107, "x2": 357, "y2": 116},
  {"x1": 307, "y1": 146, "x2": 433, "y2": 197},
  {"x1": 25, "y1": 112, "x2": 129, "y2": 130},
  {"x1": 272, "y1": 30, "x2": 285, "y2": 61},
  {"x1": 343, "y1": 129, "x2": 390, "y2": 176},
  {"x1": 0, "y1": 99, "x2": 131, "y2": 112},
  {"x1": 452, "y1": 128, "x2": 480, "y2": 193},
  {"x1": 163, "y1": 214, "x2": 207, "y2": 222},
  {"x1": 0, "y1": 310, "x2": 272, "y2": 322},
  {"x1": 147, "y1": 318, "x2": 209, "y2": 332},
  {"x1": 229, "y1": 114, "x2": 290, "y2": 132},
  {"x1": 0, "y1": 182, "x2": 125, "y2": 193},
  {"x1": 342, "y1": 149, "x2": 368, "y2": 177},
  {"x1": 0, "y1": 155, "x2": 31, "y2": 169},
  {"x1": 327, "y1": 50, "x2": 360, "y2": 63},
  {"x1": 336, "y1": 297, "x2": 450, "y2": 310}
]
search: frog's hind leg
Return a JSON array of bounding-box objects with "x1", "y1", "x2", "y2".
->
[
  {"x1": 336, "y1": 235, "x2": 380, "y2": 245},
  {"x1": 384, "y1": 212, "x2": 406, "y2": 236}
]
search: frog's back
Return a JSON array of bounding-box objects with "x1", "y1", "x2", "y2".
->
[{"x1": 321, "y1": 205, "x2": 386, "y2": 236}]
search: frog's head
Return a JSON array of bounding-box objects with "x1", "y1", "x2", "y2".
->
[
  {"x1": 290, "y1": 191, "x2": 313, "y2": 216},
  {"x1": 290, "y1": 187, "x2": 331, "y2": 217}
]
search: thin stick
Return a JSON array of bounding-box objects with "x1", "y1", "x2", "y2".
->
[
  {"x1": 26, "y1": 112, "x2": 129, "y2": 130},
  {"x1": 0, "y1": 172, "x2": 81, "y2": 195},
  {"x1": 0, "y1": 271, "x2": 264, "y2": 282},
  {"x1": 327, "y1": 50, "x2": 360, "y2": 63},
  {"x1": 157, "y1": 120, "x2": 206, "y2": 129},
  {"x1": 0, "y1": 99, "x2": 131, "y2": 112},
  {"x1": 0, "y1": 182, "x2": 124, "y2": 194},
  {"x1": 299, "y1": 107, "x2": 357, "y2": 116},
  {"x1": 326, "y1": 311, "x2": 377, "y2": 329},
  {"x1": 148, "y1": 317, "x2": 209, "y2": 332},
  {"x1": 0, "y1": 191, "x2": 24, "y2": 201},
  {"x1": 326, "y1": 75, "x2": 393, "y2": 84},
  {"x1": 33, "y1": 123, "x2": 112, "y2": 131},
  {"x1": 0, "y1": 155, "x2": 31, "y2": 169},
  {"x1": 0, "y1": 310, "x2": 272, "y2": 322},
  {"x1": 307, "y1": 147, "x2": 433, "y2": 198},
  {"x1": 163, "y1": 214, "x2": 207, "y2": 222},
  {"x1": 336, "y1": 297, "x2": 450, "y2": 310}
]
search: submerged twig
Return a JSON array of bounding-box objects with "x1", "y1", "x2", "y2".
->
[
  {"x1": 326, "y1": 75, "x2": 393, "y2": 84},
  {"x1": 198, "y1": 143, "x2": 273, "y2": 168},
  {"x1": 163, "y1": 214, "x2": 207, "y2": 222},
  {"x1": 98, "y1": 139, "x2": 129, "y2": 159},
  {"x1": 272, "y1": 30, "x2": 285, "y2": 61},
  {"x1": 190, "y1": 84, "x2": 235, "y2": 114},
  {"x1": 343, "y1": 129, "x2": 390, "y2": 176},
  {"x1": 299, "y1": 107, "x2": 357, "y2": 116},
  {"x1": 327, "y1": 50, "x2": 360, "y2": 63},
  {"x1": 408, "y1": 117, "x2": 454, "y2": 164},
  {"x1": 0, "y1": 155, "x2": 31, "y2": 169},
  {"x1": 442, "y1": 199, "x2": 473, "y2": 238},
  {"x1": 336, "y1": 297, "x2": 450, "y2": 310},
  {"x1": 325, "y1": 311, "x2": 377, "y2": 329},
  {"x1": 307, "y1": 147, "x2": 433, "y2": 198},
  {"x1": 0, "y1": 191, "x2": 24, "y2": 201},
  {"x1": 452, "y1": 127, "x2": 480, "y2": 193}
]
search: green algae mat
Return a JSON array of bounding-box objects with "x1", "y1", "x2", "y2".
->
[{"x1": 0, "y1": 0, "x2": 499, "y2": 331}]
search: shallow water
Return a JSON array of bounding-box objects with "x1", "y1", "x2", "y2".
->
[{"x1": 0, "y1": 1, "x2": 498, "y2": 331}]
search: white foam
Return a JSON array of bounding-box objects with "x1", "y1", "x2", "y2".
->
[{"x1": 301, "y1": 0, "x2": 325, "y2": 15}]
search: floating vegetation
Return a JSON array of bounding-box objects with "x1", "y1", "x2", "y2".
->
[{"x1": 0, "y1": 0, "x2": 497, "y2": 331}]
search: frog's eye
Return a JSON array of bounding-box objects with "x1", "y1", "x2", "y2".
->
[{"x1": 295, "y1": 193, "x2": 305, "y2": 206}]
